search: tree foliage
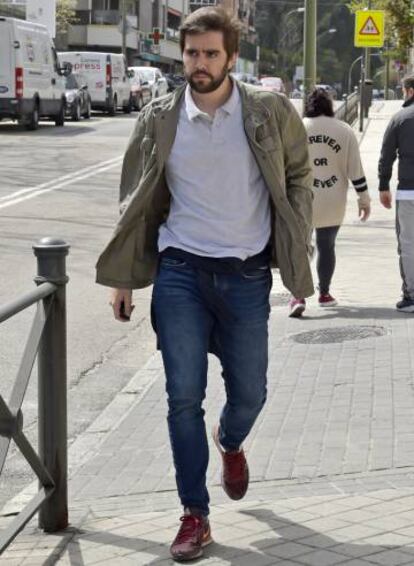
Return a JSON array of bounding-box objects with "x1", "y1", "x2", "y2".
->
[
  {"x1": 56, "y1": 0, "x2": 78, "y2": 34},
  {"x1": 256, "y1": 0, "x2": 360, "y2": 91}
]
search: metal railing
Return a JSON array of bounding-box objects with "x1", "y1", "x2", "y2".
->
[
  {"x1": 335, "y1": 89, "x2": 359, "y2": 125},
  {"x1": 0, "y1": 238, "x2": 70, "y2": 554}
]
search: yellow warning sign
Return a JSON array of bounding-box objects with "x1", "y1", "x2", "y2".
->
[{"x1": 354, "y1": 10, "x2": 384, "y2": 47}]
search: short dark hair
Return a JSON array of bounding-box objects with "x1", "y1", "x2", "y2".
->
[
  {"x1": 402, "y1": 76, "x2": 414, "y2": 90},
  {"x1": 179, "y1": 7, "x2": 241, "y2": 59},
  {"x1": 304, "y1": 88, "x2": 335, "y2": 118}
]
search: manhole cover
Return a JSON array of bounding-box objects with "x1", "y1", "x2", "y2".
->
[
  {"x1": 270, "y1": 293, "x2": 291, "y2": 307},
  {"x1": 290, "y1": 325, "x2": 388, "y2": 344}
]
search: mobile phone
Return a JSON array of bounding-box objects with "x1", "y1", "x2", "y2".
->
[{"x1": 119, "y1": 300, "x2": 130, "y2": 321}]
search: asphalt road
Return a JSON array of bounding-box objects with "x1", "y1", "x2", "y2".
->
[{"x1": 0, "y1": 112, "x2": 155, "y2": 507}]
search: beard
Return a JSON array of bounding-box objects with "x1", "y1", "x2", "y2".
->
[{"x1": 186, "y1": 63, "x2": 229, "y2": 94}]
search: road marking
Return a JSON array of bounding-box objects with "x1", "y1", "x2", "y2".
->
[{"x1": 0, "y1": 155, "x2": 123, "y2": 210}]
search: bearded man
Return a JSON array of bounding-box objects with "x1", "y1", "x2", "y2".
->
[{"x1": 96, "y1": 6, "x2": 313, "y2": 561}]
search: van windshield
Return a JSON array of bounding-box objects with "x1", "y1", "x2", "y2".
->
[{"x1": 139, "y1": 69, "x2": 155, "y2": 82}]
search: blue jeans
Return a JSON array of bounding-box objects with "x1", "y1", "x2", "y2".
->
[{"x1": 152, "y1": 256, "x2": 271, "y2": 516}]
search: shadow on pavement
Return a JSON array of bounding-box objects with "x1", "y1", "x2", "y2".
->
[{"x1": 50, "y1": 504, "x2": 412, "y2": 565}]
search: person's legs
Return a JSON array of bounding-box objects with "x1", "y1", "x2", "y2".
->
[
  {"x1": 396, "y1": 201, "x2": 414, "y2": 303},
  {"x1": 211, "y1": 267, "x2": 271, "y2": 451},
  {"x1": 152, "y1": 257, "x2": 214, "y2": 516},
  {"x1": 316, "y1": 225, "x2": 340, "y2": 295}
]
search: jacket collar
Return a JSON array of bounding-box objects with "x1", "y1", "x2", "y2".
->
[
  {"x1": 151, "y1": 80, "x2": 272, "y2": 164},
  {"x1": 237, "y1": 81, "x2": 273, "y2": 146},
  {"x1": 402, "y1": 95, "x2": 414, "y2": 108}
]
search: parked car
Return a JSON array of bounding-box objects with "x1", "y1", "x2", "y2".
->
[
  {"x1": 164, "y1": 73, "x2": 186, "y2": 92},
  {"x1": 58, "y1": 51, "x2": 132, "y2": 115},
  {"x1": 0, "y1": 17, "x2": 68, "y2": 130},
  {"x1": 259, "y1": 76, "x2": 286, "y2": 94},
  {"x1": 127, "y1": 67, "x2": 152, "y2": 110},
  {"x1": 129, "y1": 66, "x2": 168, "y2": 99},
  {"x1": 315, "y1": 84, "x2": 337, "y2": 99},
  {"x1": 64, "y1": 74, "x2": 91, "y2": 120},
  {"x1": 232, "y1": 72, "x2": 260, "y2": 85}
]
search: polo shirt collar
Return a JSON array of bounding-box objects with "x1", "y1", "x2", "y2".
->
[{"x1": 185, "y1": 79, "x2": 239, "y2": 121}]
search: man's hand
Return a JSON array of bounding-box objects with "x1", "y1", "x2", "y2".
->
[
  {"x1": 110, "y1": 288, "x2": 134, "y2": 322},
  {"x1": 358, "y1": 201, "x2": 371, "y2": 222},
  {"x1": 380, "y1": 190, "x2": 392, "y2": 209}
]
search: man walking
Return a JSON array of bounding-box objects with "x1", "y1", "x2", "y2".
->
[
  {"x1": 378, "y1": 76, "x2": 414, "y2": 313},
  {"x1": 97, "y1": 7, "x2": 313, "y2": 561}
]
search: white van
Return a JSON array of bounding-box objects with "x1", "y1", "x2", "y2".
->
[
  {"x1": 58, "y1": 52, "x2": 132, "y2": 115},
  {"x1": 0, "y1": 17, "x2": 67, "y2": 130}
]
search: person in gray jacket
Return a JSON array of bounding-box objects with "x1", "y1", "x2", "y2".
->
[{"x1": 378, "y1": 75, "x2": 414, "y2": 313}]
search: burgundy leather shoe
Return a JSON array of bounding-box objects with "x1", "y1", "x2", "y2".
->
[
  {"x1": 212, "y1": 425, "x2": 249, "y2": 500},
  {"x1": 170, "y1": 513, "x2": 212, "y2": 562}
]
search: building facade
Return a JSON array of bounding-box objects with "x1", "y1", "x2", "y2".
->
[{"x1": 1, "y1": 0, "x2": 258, "y2": 74}]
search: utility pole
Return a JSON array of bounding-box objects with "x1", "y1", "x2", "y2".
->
[
  {"x1": 384, "y1": 40, "x2": 390, "y2": 100},
  {"x1": 122, "y1": 0, "x2": 127, "y2": 58},
  {"x1": 363, "y1": 0, "x2": 372, "y2": 118},
  {"x1": 302, "y1": 0, "x2": 317, "y2": 114}
]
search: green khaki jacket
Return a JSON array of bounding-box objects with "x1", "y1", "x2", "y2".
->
[{"x1": 96, "y1": 81, "x2": 315, "y2": 298}]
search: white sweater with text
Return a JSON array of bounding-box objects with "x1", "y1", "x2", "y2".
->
[{"x1": 303, "y1": 115, "x2": 370, "y2": 228}]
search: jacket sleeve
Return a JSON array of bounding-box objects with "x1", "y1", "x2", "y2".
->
[
  {"x1": 346, "y1": 128, "x2": 370, "y2": 203},
  {"x1": 279, "y1": 97, "x2": 314, "y2": 251},
  {"x1": 118, "y1": 109, "x2": 149, "y2": 213},
  {"x1": 378, "y1": 117, "x2": 398, "y2": 191}
]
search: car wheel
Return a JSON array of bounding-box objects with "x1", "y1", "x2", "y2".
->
[
  {"x1": 55, "y1": 101, "x2": 65, "y2": 126},
  {"x1": 84, "y1": 99, "x2": 92, "y2": 119},
  {"x1": 71, "y1": 100, "x2": 81, "y2": 121},
  {"x1": 24, "y1": 101, "x2": 39, "y2": 131},
  {"x1": 137, "y1": 95, "x2": 143, "y2": 111},
  {"x1": 123, "y1": 97, "x2": 132, "y2": 114},
  {"x1": 108, "y1": 95, "x2": 117, "y2": 116}
]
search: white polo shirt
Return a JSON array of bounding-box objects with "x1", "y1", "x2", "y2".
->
[{"x1": 158, "y1": 83, "x2": 271, "y2": 260}]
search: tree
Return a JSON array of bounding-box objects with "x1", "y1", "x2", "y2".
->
[
  {"x1": 256, "y1": 0, "x2": 360, "y2": 92},
  {"x1": 56, "y1": 0, "x2": 78, "y2": 35}
]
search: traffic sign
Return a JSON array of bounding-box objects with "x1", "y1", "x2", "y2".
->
[{"x1": 354, "y1": 10, "x2": 384, "y2": 47}]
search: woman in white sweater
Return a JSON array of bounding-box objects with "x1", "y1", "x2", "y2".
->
[{"x1": 289, "y1": 88, "x2": 371, "y2": 317}]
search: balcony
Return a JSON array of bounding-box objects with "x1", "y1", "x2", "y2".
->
[
  {"x1": 92, "y1": 9, "x2": 119, "y2": 25},
  {"x1": 189, "y1": 0, "x2": 216, "y2": 6}
]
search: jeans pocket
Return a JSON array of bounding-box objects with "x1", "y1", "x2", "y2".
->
[
  {"x1": 161, "y1": 256, "x2": 187, "y2": 269},
  {"x1": 241, "y1": 265, "x2": 270, "y2": 280}
]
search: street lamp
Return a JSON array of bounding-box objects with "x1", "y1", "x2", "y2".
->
[
  {"x1": 317, "y1": 28, "x2": 337, "y2": 40},
  {"x1": 347, "y1": 52, "x2": 382, "y2": 94}
]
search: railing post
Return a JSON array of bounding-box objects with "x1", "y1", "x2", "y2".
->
[
  {"x1": 33, "y1": 238, "x2": 70, "y2": 532},
  {"x1": 342, "y1": 93, "x2": 348, "y2": 124}
]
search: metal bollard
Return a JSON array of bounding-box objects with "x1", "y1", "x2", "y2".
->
[{"x1": 33, "y1": 238, "x2": 70, "y2": 532}]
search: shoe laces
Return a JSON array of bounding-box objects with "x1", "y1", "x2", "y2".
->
[{"x1": 175, "y1": 515, "x2": 203, "y2": 543}]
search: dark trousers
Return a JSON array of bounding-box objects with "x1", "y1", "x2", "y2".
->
[{"x1": 315, "y1": 225, "x2": 340, "y2": 294}]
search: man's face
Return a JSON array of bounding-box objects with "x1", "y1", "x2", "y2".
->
[
  {"x1": 403, "y1": 86, "x2": 414, "y2": 101},
  {"x1": 183, "y1": 31, "x2": 237, "y2": 94}
]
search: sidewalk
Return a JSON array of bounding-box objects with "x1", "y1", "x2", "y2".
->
[{"x1": 3, "y1": 100, "x2": 414, "y2": 566}]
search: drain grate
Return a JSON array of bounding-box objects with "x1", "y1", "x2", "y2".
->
[{"x1": 290, "y1": 325, "x2": 389, "y2": 344}]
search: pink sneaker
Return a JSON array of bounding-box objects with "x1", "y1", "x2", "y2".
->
[
  {"x1": 318, "y1": 293, "x2": 337, "y2": 307},
  {"x1": 289, "y1": 298, "x2": 306, "y2": 318}
]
